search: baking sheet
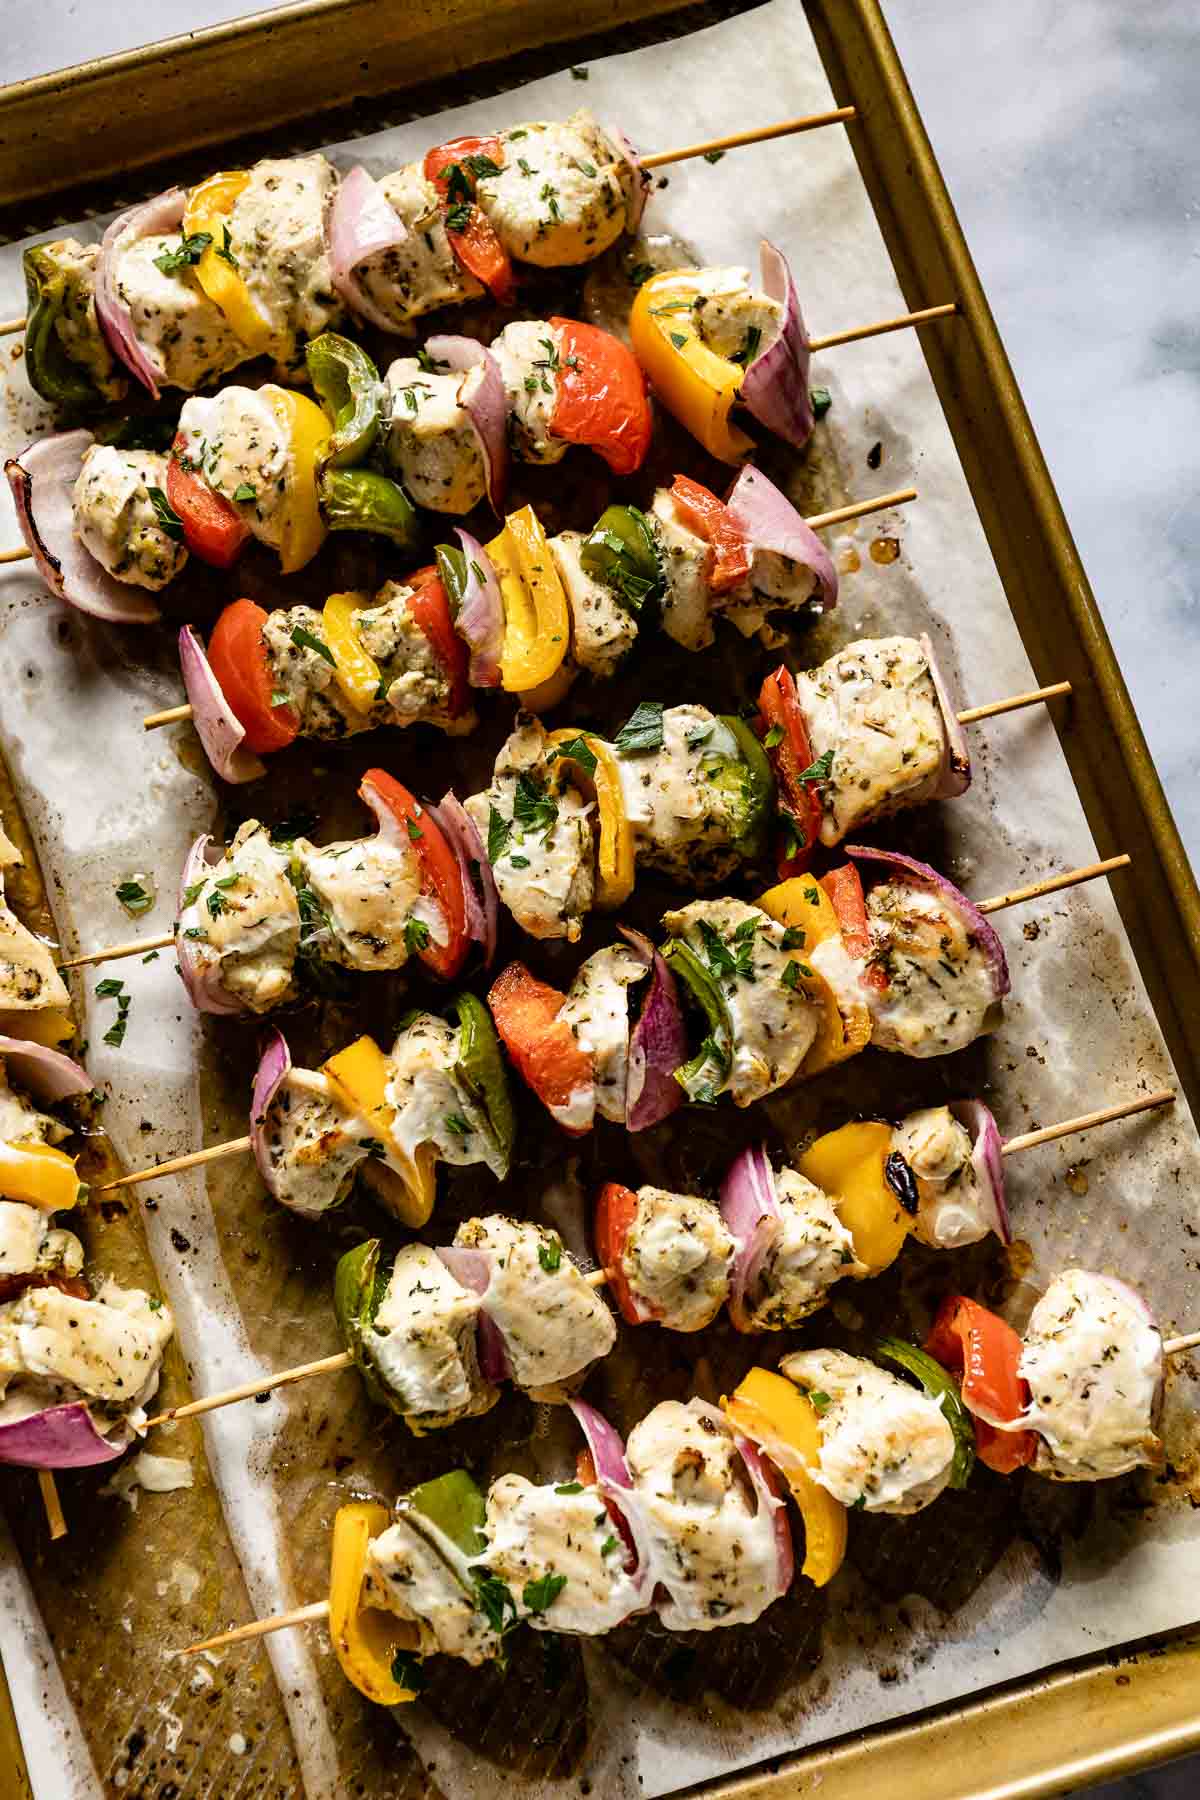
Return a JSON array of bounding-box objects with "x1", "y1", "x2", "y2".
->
[{"x1": 1, "y1": 2, "x2": 1199, "y2": 1796}]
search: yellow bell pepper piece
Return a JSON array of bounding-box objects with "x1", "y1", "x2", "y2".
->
[
  {"x1": 545, "y1": 729, "x2": 634, "y2": 910},
  {"x1": 322, "y1": 1036, "x2": 435, "y2": 1228},
  {"x1": 799, "y1": 1120, "x2": 910, "y2": 1277},
  {"x1": 758, "y1": 874, "x2": 873, "y2": 1077},
  {"x1": 630, "y1": 271, "x2": 756, "y2": 464},
  {"x1": 264, "y1": 385, "x2": 330, "y2": 575},
  {"x1": 723, "y1": 1367, "x2": 846, "y2": 1587},
  {"x1": 322, "y1": 591, "x2": 380, "y2": 715},
  {"x1": 182, "y1": 171, "x2": 275, "y2": 357},
  {"x1": 487, "y1": 506, "x2": 571, "y2": 695},
  {"x1": 0, "y1": 1140, "x2": 80, "y2": 1212},
  {"x1": 329, "y1": 1501, "x2": 421, "y2": 1705}
]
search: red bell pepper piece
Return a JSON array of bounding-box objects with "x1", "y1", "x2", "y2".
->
[
  {"x1": 926, "y1": 1294, "x2": 1038, "y2": 1475},
  {"x1": 486, "y1": 962, "x2": 593, "y2": 1135},
  {"x1": 207, "y1": 599, "x2": 300, "y2": 754},
  {"x1": 668, "y1": 473, "x2": 752, "y2": 594},
  {"x1": 167, "y1": 434, "x2": 251, "y2": 569},
  {"x1": 820, "y1": 863, "x2": 888, "y2": 991},
  {"x1": 594, "y1": 1181, "x2": 650, "y2": 1324},
  {"x1": 358, "y1": 769, "x2": 468, "y2": 979},
  {"x1": 405, "y1": 564, "x2": 470, "y2": 720},
  {"x1": 548, "y1": 317, "x2": 653, "y2": 476},
  {"x1": 757, "y1": 664, "x2": 822, "y2": 878},
  {"x1": 423, "y1": 135, "x2": 516, "y2": 305}
]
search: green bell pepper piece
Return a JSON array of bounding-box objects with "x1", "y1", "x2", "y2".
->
[
  {"x1": 707, "y1": 714, "x2": 776, "y2": 863},
  {"x1": 318, "y1": 467, "x2": 421, "y2": 548},
  {"x1": 404, "y1": 1470, "x2": 488, "y2": 1560},
  {"x1": 332, "y1": 1237, "x2": 395, "y2": 1411},
  {"x1": 435, "y1": 543, "x2": 467, "y2": 619},
  {"x1": 876, "y1": 1338, "x2": 977, "y2": 1489},
  {"x1": 661, "y1": 937, "x2": 733, "y2": 1104},
  {"x1": 453, "y1": 991, "x2": 515, "y2": 1176},
  {"x1": 23, "y1": 245, "x2": 112, "y2": 413},
  {"x1": 306, "y1": 331, "x2": 383, "y2": 468},
  {"x1": 581, "y1": 503, "x2": 663, "y2": 617}
]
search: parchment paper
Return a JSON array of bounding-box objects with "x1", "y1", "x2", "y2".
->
[{"x1": 1, "y1": 4, "x2": 1198, "y2": 1797}]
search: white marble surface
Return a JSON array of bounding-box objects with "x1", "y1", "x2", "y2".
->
[{"x1": 2, "y1": 2, "x2": 1198, "y2": 1795}]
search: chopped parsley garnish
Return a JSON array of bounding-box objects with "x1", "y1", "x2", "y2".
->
[
  {"x1": 698, "y1": 916, "x2": 758, "y2": 983},
  {"x1": 415, "y1": 346, "x2": 449, "y2": 375},
  {"x1": 730, "y1": 325, "x2": 762, "y2": 368},
  {"x1": 233, "y1": 481, "x2": 256, "y2": 502},
  {"x1": 613, "y1": 700, "x2": 664, "y2": 755},
  {"x1": 542, "y1": 182, "x2": 561, "y2": 223},
  {"x1": 649, "y1": 299, "x2": 692, "y2": 315},
  {"x1": 797, "y1": 748, "x2": 835, "y2": 786},
  {"x1": 153, "y1": 231, "x2": 213, "y2": 274},
  {"x1": 215, "y1": 225, "x2": 239, "y2": 269},
  {"x1": 780, "y1": 925, "x2": 807, "y2": 950},
  {"x1": 811, "y1": 386, "x2": 833, "y2": 420},
  {"x1": 487, "y1": 805, "x2": 512, "y2": 865},
  {"x1": 808, "y1": 1391, "x2": 831, "y2": 1412},
  {"x1": 781, "y1": 959, "x2": 814, "y2": 991},
  {"x1": 569, "y1": 64, "x2": 589, "y2": 78},
  {"x1": 686, "y1": 722, "x2": 714, "y2": 750},
  {"x1": 445, "y1": 200, "x2": 473, "y2": 232},
  {"x1": 780, "y1": 817, "x2": 807, "y2": 860},
  {"x1": 517, "y1": 156, "x2": 534, "y2": 177},
  {"x1": 547, "y1": 734, "x2": 597, "y2": 776},
  {"x1": 555, "y1": 1481, "x2": 584, "y2": 1495},
  {"x1": 444, "y1": 1112, "x2": 471, "y2": 1137},
  {"x1": 523, "y1": 1572, "x2": 567, "y2": 1615},
  {"x1": 537, "y1": 1239, "x2": 563, "y2": 1274},
  {"x1": 290, "y1": 625, "x2": 336, "y2": 667},
  {"x1": 205, "y1": 889, "x2": 228, "y2": 919},
  {"x1": 143, "y1": 950, "x2": 159, "y2": 963},
  {"x1": 463, "y1": 153, "x2": 503, "y2": 181},
  {"x1": 473, "y1": 1572, "x2": 518, "y2": 1636},
  {"x1": 269, "y1": 809, "x2": 318, "y2": 846},
  {"x1": 404, "y1": 916, "x2": 431, "y2": 955},
  {"x1": 99, "y1": 977, "x2": 131, "y2": 1048},
  {"x1": 358, "y1": 1137, "x2": 387, "y2": 1157},
  {"x1": 509, "y1": 855, "x2": 530, "y2": 869},
  {"x1": 763, "y1": 723, "x2": 785, "y2": 750},
  {"x1": 669, "y1": 330, "x2": 689, "y2": 350},
  {"x1": 270, "y1": 689, "x2": 290, "y2": 707},
  {"x1": 95, "y1": 977, "x2": 125, "y2": 999},
  {"x1": 600, "y1": 1534, "x2": 618, "y2": 1557},
  {"x1": 703, "y1": 149, "x2": 726, "y2": 164},
  {"x1": 146, "y1": 486, "x2": 184, "y2": 542},
  {"x1": 627, "y1": 261, "x2": 656, "y2": 288},
  {"x1": 570, "y1": 157, "x2": 598, "y2": 178},
  {"x1": 115, "y1": 878, "x2": 152, "y2": 916},
  {"x1": 407, "y1": 817, "x2": 424, "y2": 841},
  {"x1": 513, "y1": 772, "x2": 558, "y2": 837},
  {"x1": 390, "y1": 1650, "x2": 426, "y2": 1692}
]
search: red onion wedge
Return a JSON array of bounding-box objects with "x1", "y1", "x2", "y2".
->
[
  {"x1": 96, "y1": 189, "x2": 187, "y2": 399},
  {"x1": 178, "y1": 625, "x2": 266, "y2": 786},
  {"x1": 569, "y1": 1397, "x2": 651, "y2": 1589},
  {"x1": 724, "y1": 464, "x2": 838, "y2": 614},
  {"x1": 451, "y1": 529, "x2": 503, "y2": 687},
  {"x1": 739, "y1": 241, "x2": 814, "y2": 451},
  {"x1": 435, "y1": 1248, "x2": 512, "y2": 1383},
  {"x1": 176, "y1": 835, "x2": 247, "y2": 1016},
  {"x1": 327, "y1": 166, "x2": 411, "y2": 333},
  {"x1": 0, "y1": 1036, "x2": 92, "y2": 1103},
  {"x1": 605, "y1": 124, "x2": 650, "y2": 231},
  {"x1": 426, "y1": 336, "x2": 509, "y2": 515},
  {"x1": 5, "y1": 433, "x2": 161, "y2": 625},
  {"x1": 949, "y1": 1099, "x2": 1011, "y2": 1245},
  {"x1": 732, "y1": 1428, "x2": 795, "y2": 1600},
  {"x1": 720, "y1": 1144, "x2": 782, "y2": 1333},
  {"x1": 0, "y1": 1401, "x2": 132, "y2": 1470},
  {"x1": 249, "y1": 1029, "x2": 293, "y2": 1197},
  {"x1": 845, "y1": 844, "x2": 1011, "y2": 1000},
  {"x1": 920, "y1": 632, "x2": 971, "y2": 800},
  {"x1": 429, "y1": 793, "x2": 498, "y2": 966},
  {"x1": 619, "y1": 927, "x2": 685, "y2": 1132}
]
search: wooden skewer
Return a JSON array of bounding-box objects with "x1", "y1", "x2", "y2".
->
[
  {"x1": 98, "y1": 1135, "x2": 252, "y2": 1193},
  {"x1": 147, "y1": 1092, "x2": 1168, "y2": 1431},
  {"x1": 59, "y1": 929, "x2": 175, "y2": 971},
  {"x1": 639, "y1": 104, "x2": 856, "y2": 170},
  {"x1": 1164, "y1": 1331, "x2": 1200, "y2": 1357},
  {"x1": 0, "y1": 318, "x2": 24, "y2": 337},
  {"x1": 808, "y1": 301, "x2": 958, "y2": 353},
  {"x1": 183, "y1": 1597, "x2": 330, "y2": 1656},
  {"x1": 0, "y1": 547, "x2": 31, "y2": 565},
  {"x1": 956, "y1": 681, "x2": 1071, "y2": 725},
  {"x1": 38, "y1": 1470, "x2": 68, "y2": 1541},
  {"x1": 974, "y1": 854, "x2": 1130, "y2": 916}
]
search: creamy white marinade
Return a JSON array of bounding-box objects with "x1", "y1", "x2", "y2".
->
[
  {"x1": 615, "y1": 706, "x2": 751, "y2": 883},
  {"x1": 557, "y1": 943, "x2": 647, "y2": 1125},
  {"x1": 224, "y1": 154, "x2": 343, "y2": 366},
  {"x1": 491, "y1": 318, "x2": 567, "y2": 464},
  {"x1": 71, "y1": 446, "x2": 188, "y2": 591},
  {"x1": 620, "y1": 1188, "x2": 734, "y2": 1332},
  {"x1": 894, "y1": 1106, "x2": 994, "y2": 1248},
  {"x1": 484, "y1": 1475, "x2": 643, "y2": 1634},
  {"x1": 476, "y1": 114, "x2": 636, "y2": 266},
  {"x1": 360, "y1": 1243, "x2": 497, "y2": 1431},
  {"x1": 364, "y1": 1515, "x2": 499, "y2": 1666},
  {"x1": 361, "y1": 163, "x2": 484, "y2": 333},
  {"x1": 0, "y1": 830, "x2": 71, "y2": 1014},
  {"x1": 385, "y1": 1013, "x2": 505, "y2": 1178},
  {"x1": 176, "y1": 386, "x2": 289, "y2": 550},
  {"x1": 861, "y1": 878, "x2": 999, "y2": 1057},
  {"x1": 464, "y1": 718, "x2": 595, "y2": 943},
  {"x1": 0, "y1": 1203, "x2": 82, "y2": 1285},
  {"x1": 384, "y1": 355, "x2": 486, "y2": 514},
  {"x1": 111, "y1": 235, "x2": 247, "y2": 390},
  {"x1": 548, "y1": 532, "x2": 639, "y2": 680},
  {"x1": 742, "y1": 1168, "x2": 864, "y2": 1330},
  {"x1": 0, "y1": 1280, "x2": 173, "y2": 1426},
  {"x1": 781, "y1": 1347, "x2": 956, "y2": 1514}
]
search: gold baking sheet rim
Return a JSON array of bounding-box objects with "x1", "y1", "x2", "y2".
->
[{"x1": 2, "y1": 1, "x2": 1199, "y2": 1794}]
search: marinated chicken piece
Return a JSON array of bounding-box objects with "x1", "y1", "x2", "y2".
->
[
  {"x1": 476, "y1": 114, "x2": 635, "y2": 266},
  {"x1": 625, "y1": 1399, "x2": 786, "y2": 1629},
  {"x1": 0, "y1": 1203, "x2": 82, "y2": 1287},
  {"x1": 484, "y1": 1474, "x2": 643, "y2": 1634},
  {"x1": 0, "y1": 831, "x2": 70, "y2": 1014},
  {"x1": 795, "y1": 637, "x2": 947, "y2": 845},
  {"x1": 386, "y1": 1014, "x2": 506, "y2": 1178},
  {"x1": 0, "y1": 1279, "x2": 172, "y2": 1422},
  {"x1": 894, "y1": 1107, "x2": 993, "y2": 1248},
  {"x1": 383, "y1": 355, "x2": 486, "y2": 515},
  {"x1": 862, "y1": 879, "x2": 1001, "y2": 1058},
  {"x1": 255, "y1": 1069, "x2": 372, "y2": 1218},
  {"x1": 356, "y1": 580, "x2": 473, "y2": 733},
  {"x1": 1013, "y1": 1270, "x2": 1163, "y2": 1481},
  {"x1": 111, "y1": 234, "x2": 247, "y2": 391},
  {"x1": 359, "y1": 162, "x2": 485, "y2": 333},
  {"x1": 364, "y1": 1513, "x2": 499, "y2": 1666},
  {"x1": 261, "y1": 604, "x2": 364, "y2": 739},
  {"x1": 741, "y1": 1168, "x2": 864, "y2": 1331},
  {"x1": 548, "y1": 531, "x2": 639, "y2": 679},
  {"x1": 33, "y1": 239, "x2": 126, "y2": 401},
  {"x1": 620, "y1": 1188, "x2": 734, "y2": 1332},
  {"x1": 176, "y1": 385, "x2": 289, "y2": 552},
  {"x1": 464, "y1": 718, "x2": 595, "y2": 942},
  {"x1": 615, "y1": 706, "x2": 757, "y2": 885},
  {"x1": 557, "y1": 943, "x2": 647, "y2": 1124},
  {"x1": 686, "y1": 265, "x2": 782, "y2": 365},
  {"x1": 296, "y1": 817, "x2": 443, "y2": 975},
  {"x1": 491, "y1": 318, "x2": 567, "y2": 464},
  {"x1": 182, "y1": 823, "x2": 300, "y2": 1013},
  {"x1": 650, "y1": 491, "x2": 715, "y2": 653},
  {"x1": 0, "y1": 1059, "x2": 70, "y2": 1150},
  {"x1": 662, "y1": 898, "x2": 820, "y2": 1105},
  {"x1": 452, "y1": 1215, "x2": 616, "y2": 1400},
  {"x1": 225, "y1": 154, "x2": 343, "y2": 366},
  {"x1": 781, "y1": 1347, "x2": 956, "y2": 1515},
  {"x1": 71, "y1": 446, "x2": 187, "y2": 591},
  {"x1": 360, "y1": 1243, "x2": 498, "y2": 1432}
]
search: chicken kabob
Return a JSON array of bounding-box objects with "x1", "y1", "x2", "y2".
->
[
  {"x1": 177, "y1": 1274, "x2": 1187, "y2": 1704},
  {"x1": 65, "y1": 621, "x2": 1070, "y2": 991},
  {"x1": 130, "y1": 1085, "x2": 1170, "y2": 1451}
]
